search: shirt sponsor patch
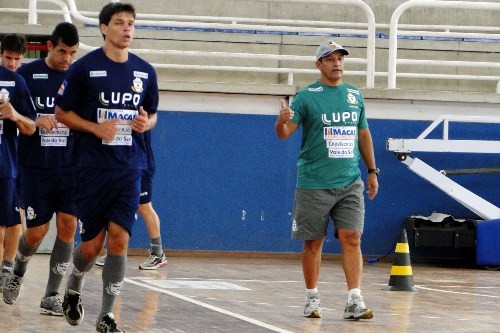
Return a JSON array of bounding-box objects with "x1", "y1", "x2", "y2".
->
[
  {"x1": 308, "y1": 87, "x2": 323, "y2": 92},
  {"x1": 97, "y1": 108, "x2": 137, "y2": 146},
  {"x1": 133, "y1": 71, "x2": 148, "y2": 79},
  {"x1": 33, "y1": 74, "x2": 49, "y2": 79},
  {"x1": 347, "y1": 88, "x2": 360, "y2": 95},
  {"x1": 90, "y1": 70, "x2": 107, "y2": 77},
  {"x1": 324, "y1": 126, "x2": 356, "y2": 159},
  {"x1": 323, "y1": 126, "x2": 357, "y2": 140},
  {"x1": 0, "y1": 81, "x2": 15, "y2": 87},
  {"x1": 41, "y1": 136, "x2": 68, "y2": 147}
]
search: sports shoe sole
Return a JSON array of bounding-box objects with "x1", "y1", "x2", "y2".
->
[
  {"x1": 304, "y1": 310, "x2": 322, "y2": 318},
  {"x1": 344, "y1": 308, "x2": 373, "y2": 320},
  {"x1": 63, "y1": 291, "x2": 84, "y2": 326},
  {"x1": 40, "y1": 308, "x2": 63, "y2": 316}
]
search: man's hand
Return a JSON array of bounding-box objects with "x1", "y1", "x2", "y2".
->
[
  {"x1": 0, "y1": 98, "x2": 17, "y2": 121},
  {"x1": 277, "y1": 99, "x2": 294, "y2": 125},
  {"x1": 36, "y1": 114, "x2": 58, "y2": 132},
  {"x1": 96, "y1": 119, "x2": 120, "y2": 141},
  {"x1": 275, "y1": 98, "x2": 298, "y2": 139},
  {"x1": 132, "y1": 107, "x2": 149, "y2": 133},
  {"x1": 366, "y1": 174, "x2": 379, "y2": 200}
]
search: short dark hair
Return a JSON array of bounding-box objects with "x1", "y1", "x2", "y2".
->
[
  {"x1": 0, "y1": 34, "x2": 27, "y2": 54},
  {"x1": 99, "y1": 2, "x2": 136, "y2": 26},
  {"x1": 50, "y1": 22, "x2": 79, "y2": 47}
]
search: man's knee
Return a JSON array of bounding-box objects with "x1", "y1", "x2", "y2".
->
[
  {"x1": 338, "y1": 230, "x2": 361, "y2": 248},
  {"x1": 24, "y1": 223, "x2": 49, "y2": 246},
  {"x1": 56, "y1": 214, "x2": 77, "y2": 241},
  {"x1": 107, "y1": 222, "x2": 130, "y2": 255},
  {"x1": 137, "y1": 202, "x2": 153, "y2": 217}
]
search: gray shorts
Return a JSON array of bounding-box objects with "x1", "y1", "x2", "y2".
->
[{"x1": 291, "y1": 179, "x2": 365, "y2": 240}]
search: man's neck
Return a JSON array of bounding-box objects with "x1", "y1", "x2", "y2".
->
[
  {"x1": 320, "y1": 78, "x2": 342, "y2": 87},
  {"x1": 45, "y1": 57, "x2": 56, "y2": 71},
  {"x1": 103, "y1": 44, "x2": 129, "y2": 63}
]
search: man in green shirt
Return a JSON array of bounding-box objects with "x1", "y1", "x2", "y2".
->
[{"x1": 275, "y1": 40, "x2": 379, "y2": 320}]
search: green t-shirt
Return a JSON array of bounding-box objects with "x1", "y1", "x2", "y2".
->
[{"x1": 290, "y1": 81, "x2": 368, "y2": 189}]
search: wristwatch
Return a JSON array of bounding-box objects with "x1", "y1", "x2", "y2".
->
[{"x1": 367, "y1": 168, "x2": 380, "y2": 176}]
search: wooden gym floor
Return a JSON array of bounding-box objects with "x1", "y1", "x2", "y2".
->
[{"x1": 0, "y1": 253, "x2": 498, "y2": 332}]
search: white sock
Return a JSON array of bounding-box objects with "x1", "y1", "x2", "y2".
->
[
  {"x1": 306, "y1": 287, "x2": 318, "y2": 296},
  {"x1": 347, "y1": 288, "x2": 361, "y2": 302}
]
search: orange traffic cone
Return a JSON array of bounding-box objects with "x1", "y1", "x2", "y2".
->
[{"x1": 386, "y1": 228, "x2": 417, "y2": 292}]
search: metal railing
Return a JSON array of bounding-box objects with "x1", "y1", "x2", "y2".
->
[
  {"x1": 388, "y1": 0, "x2": 500, "y2": 93},
  {"x1": 66, "y1": 0, "x2": 376, "y2": 89},
  {"x1": 28, "y1": 0, "x2": 71, "y2": 24},
  {"x1": 4, "y1": 0, "x2": 377, "y2": 87},
  {"x1": 2, "y1": 0, "x2": 500, "y2": 93}
]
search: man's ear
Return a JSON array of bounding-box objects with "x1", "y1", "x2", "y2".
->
[{"x1": 100, "y1": 23, "x2": 107, "y2": 39}]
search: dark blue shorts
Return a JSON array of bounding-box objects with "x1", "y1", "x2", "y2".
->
[
  {"x1": 23, "y1": 167, "x2": 77, "y2": 228},
  {"x1": 0, "y1": 178, "x2": 21, "y2": 227},
  {"x1": 16, "y1": 167, "x2": 24, "y2": 209},
  {"x1": 76, "y1": 167, "x2": 141, "y2": 242},
  {"x1": 139, "y1": 168, "x2": 154, "y2": 205}
]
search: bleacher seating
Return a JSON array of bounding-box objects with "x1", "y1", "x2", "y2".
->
[{"x1": 1, "y1": 0, "x2": 500, "y2": 102}]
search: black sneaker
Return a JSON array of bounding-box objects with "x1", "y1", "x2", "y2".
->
[
  {"x1": 0, "y1": 275, "x2": 3, "y2": 293},
  {"x1": 96, "y1": 313, "x2": 124, "y2": 333},
  {"x1": 62, "y1": 289, "x2": 84, "y2": 326}
]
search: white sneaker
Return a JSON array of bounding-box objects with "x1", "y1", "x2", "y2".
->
[
  {"x1": 343, "y1": 294, "x2": 373, "y2": 320},
  {"x1": 304, "y1": 293, "x2": 322, "y2": 318}
]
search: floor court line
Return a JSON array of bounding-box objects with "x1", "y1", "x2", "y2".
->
[
  {"x1": 167, "y1": 278, "x2": 302, "y2": 283},
  {"x1": 124, "y1": 278, "x2": 294, "y2": 333},
  {"x1": 415, "y1": 285, "x2": 500, "y2": 298}
]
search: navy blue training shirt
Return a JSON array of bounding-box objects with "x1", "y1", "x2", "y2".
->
[
  {"x1": 55, "y1": 48, "x2": 159, "y2": 170},
  {"x1": 0, "y1": 66, "x2": 36, "y2": 178},
  {"x1": 17, "y1": 58, "x2": 73, "y2": 168}
]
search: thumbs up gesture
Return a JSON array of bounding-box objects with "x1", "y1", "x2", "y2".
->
[
  {"x1": 277, "y1": 99, "x2": 294, "y2": 125},
  {"x1": 132, "y1": 106, "x2": 149, "y2": 133}
]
